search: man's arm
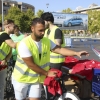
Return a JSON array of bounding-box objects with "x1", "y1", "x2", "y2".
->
[
  {"x1": 54, "y1": 29, "x2": 63, "y2": 46},
  {"x1": 0, "y1": 33, "x2": 17, "y2": 48},
  {"x1": 22, "y1": 57, "x2": 48, "y2": 76},
  {"x1": 18, "y1": 42, "x2": 57, "y2": 77},
  {"x1": 5, "y1": 39, "x2": 17, "y2": 48},
  {"x1": 22, "y1": 57, "x2": 57, "y2": 77},
  {"x1": 51, "y1": 45, "x2": 89, "y2": 58}
]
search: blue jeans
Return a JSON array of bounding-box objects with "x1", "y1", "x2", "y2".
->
[{"x1": 0, "y1": 68, "x2": 7, "y2": 100}]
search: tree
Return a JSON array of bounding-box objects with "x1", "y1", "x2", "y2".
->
[
  {"x1": 19, "y1": 9, "x2": 35, "y2": 32},
  {"x1": 87, "y1": 10, "x2": 100, "y2": 33},
  {"x1": 5, "y1": 6, "x2": 22, "y2": 29},
  {"x1": 0, "y1": 15, "x2": 2, "y2": 23},
  {"x1": 5, "y1": 6, "x2": 35, "y2": 32},
  {"x1": 62, "y1": 8, "x2": 72, "y2": 13},
  {"x1": 5, "y1": 6, "x2": 21, "y2": 20},
  {"x1": 36, "y1": 10, "x2": 44, "y2": 17}
]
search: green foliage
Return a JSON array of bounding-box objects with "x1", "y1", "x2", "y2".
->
[
  {"x1": 62, "y1": 8, "x2": 72, "y2": 13},
  {"x1": 5, "y1": 6, "x2": 35, "y2": 32},
  {"x1": 0, "y1": 15, "x2": 2, "y2": 23},
  {"x1": 19, "y1": 9, "x2": 35, "y2": 32},
  {"x1": 87, "y1": 10, "x2": 100, "y2": 33},
  {"x1": 36, "y1": 10, "x2": 44, "y2": 17},
  {"x1": 62, "y1": 30, "x2": 70, "y2": 34}
]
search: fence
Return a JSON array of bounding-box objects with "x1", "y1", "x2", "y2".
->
[{"x1": 64, "y1": 36, "x2": 100, "y2": 47}]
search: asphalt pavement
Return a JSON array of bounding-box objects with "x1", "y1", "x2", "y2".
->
[{"x1": 66, "y1": 38, "x2": 100, "y2": 61}]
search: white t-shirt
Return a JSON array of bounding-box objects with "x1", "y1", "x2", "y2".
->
[{"x1": 18, "y1": 40, "x2": 56, "y2": 58}]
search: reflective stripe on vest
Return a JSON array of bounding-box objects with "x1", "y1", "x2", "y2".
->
[
  {"x1": 15, "y1": 65, "x2": 39, "y2": 77},
  {"x1": 17, "y1": 57, "x2": 26, "y2": 64},
  {"x1": 12, "y1": 36, "x2": 50, "y2": 83},
  {"x1": 0, "y1": 49, "x2": 7, "y2": 57},
  {"x1": 17, "y1": 57, "x2": 50, "y2": 68},
  {"x1": 14, "y1": 62, "x2": 49, "y2": 77},
  {"x1": 0, "y1": 32, "x2": 11, "y2": 60},
  {"x1": 50, "y1": 55, "x2": 65, "y2": 58},
  {"x1": 45, "y1": 26, "x2": 65, "y2": 63}
]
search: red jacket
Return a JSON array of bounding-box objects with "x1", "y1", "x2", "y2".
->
[{"x1": 44, "y1": 69, "x2": 62, "y2": 96}]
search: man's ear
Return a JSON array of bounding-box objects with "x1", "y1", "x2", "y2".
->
[{"x1": 31, "y1": 26, "x2": 34, "y2": 32}]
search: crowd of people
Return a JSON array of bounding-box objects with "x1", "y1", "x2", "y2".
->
[{"x1": 0, "y1": 12, "x2": 89, "y2": 100}]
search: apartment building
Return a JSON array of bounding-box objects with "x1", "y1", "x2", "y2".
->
[{"x1": 0, "y1": 0, "x2": 35, "y2": 14}]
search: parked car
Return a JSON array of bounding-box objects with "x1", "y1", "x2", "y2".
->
[{"x1": 63, "y1": 18, "x2": 83, "y2": 27}]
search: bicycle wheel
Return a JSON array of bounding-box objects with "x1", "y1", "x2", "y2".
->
[{"x1": 58, "y1": 91, "x2": 80, "y2": 100}]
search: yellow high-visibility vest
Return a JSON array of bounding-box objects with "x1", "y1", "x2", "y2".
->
[
  {"x1": 12, "y1": 35, "x2": 50, "y2": 83},
  {"x1": 45, "y1": 26, "x2": 65, "y2": 63},
  {"x1": 0, "y1": 32, "x2": 11, "y2": 60}
]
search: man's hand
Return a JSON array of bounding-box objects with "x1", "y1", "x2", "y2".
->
[
  {"x1": 1, "y1": 60, "x2": 7, "y2": 66},
  {"x1": 76, "y1": 51, "x2": 89, "y2": 58},
  {"x1": 47, "y1": 70, "x2": 57, "y2": 77}
]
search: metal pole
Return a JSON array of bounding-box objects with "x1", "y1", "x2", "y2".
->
[{"x1": 2, "y1": 0, "x2": 4, "y2": 30}]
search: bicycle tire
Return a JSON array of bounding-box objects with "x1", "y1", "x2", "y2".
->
[{"x1": 58, "y1": 91, "x2": 80, "y2": 100}]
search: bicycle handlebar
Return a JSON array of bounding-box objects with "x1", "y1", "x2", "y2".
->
[
  {"x1": 62, "y1": 66, "x2": 86, "y2": 79},
  {"x1": 71, "y1": 73, "x2": 86, "y2": 79}
]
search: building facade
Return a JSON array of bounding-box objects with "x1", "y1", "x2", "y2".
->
[{"x1": 0, "y1": 0, "x2": 35, "y2": 15}]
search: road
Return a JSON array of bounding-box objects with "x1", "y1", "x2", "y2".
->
[{"x1": 65, "y1": 38, "x2": 100, "y2": 61}]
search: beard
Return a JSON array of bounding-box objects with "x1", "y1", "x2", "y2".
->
[{"x1": 34, "y1": 33, "x2": 44, "y2": 40}]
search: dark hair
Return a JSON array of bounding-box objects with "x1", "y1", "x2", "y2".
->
[
  {"x1": 14, "y1": 25, "x2": 19, "y2": 30},
  {"x1": 3, "y1": 19, "x2": 14, "y2": 25},
  {"x1": 0, "y1": 23, "x2": 2, "y2": 27},
  {"x1": 31, "y1": 18, "x2": 45, "y2": 26},
  {"x1": 41, "y1": 12, "x2": 54, "y2": 23}
]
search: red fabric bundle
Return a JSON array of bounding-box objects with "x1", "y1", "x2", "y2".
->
[
  {"x1": 0, "y1": 61, "x2": 7, "y2": 71},
  {"x1": 44, "y1": 69, "x2": 62, "y2": 96}
]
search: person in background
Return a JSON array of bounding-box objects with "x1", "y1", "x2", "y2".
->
[
  {"x1": 10, "y1": 25, "x2": 24, "y2": 65},
  {"x1": 41, "y1": 12, "x2": 65, "y2": 70},
  {"x1": 12, "y1": 18, "x2": 89, "y2": 100},
  {"x1": 0, "y1": 19, "x2": 17, "y2": 100},
  {"x1": 0, "y1": 23, "x2": 2, "y2": 32}
]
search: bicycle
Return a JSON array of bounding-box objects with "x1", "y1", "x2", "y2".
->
[
  {"x1": 4, "y1": 62, "x2": 97, "y2": 100},
  {"x1": 41, "y1": 67, "x2": 87, "y2": 100}
]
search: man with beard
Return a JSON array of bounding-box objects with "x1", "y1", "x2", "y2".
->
[
  {"x1": 0, "y1": 19, "x2": 17, "y2": 100},
  {"x1": 41, "y1": 12, "x2": 65, "y2": 70},
  {"x1": 12, "y1": 18, "x2": 89, "y2": 100}
]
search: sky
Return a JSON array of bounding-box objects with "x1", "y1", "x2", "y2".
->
[{"x1": 16, "y1": 0, "x2": 100, "y2": 13}]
